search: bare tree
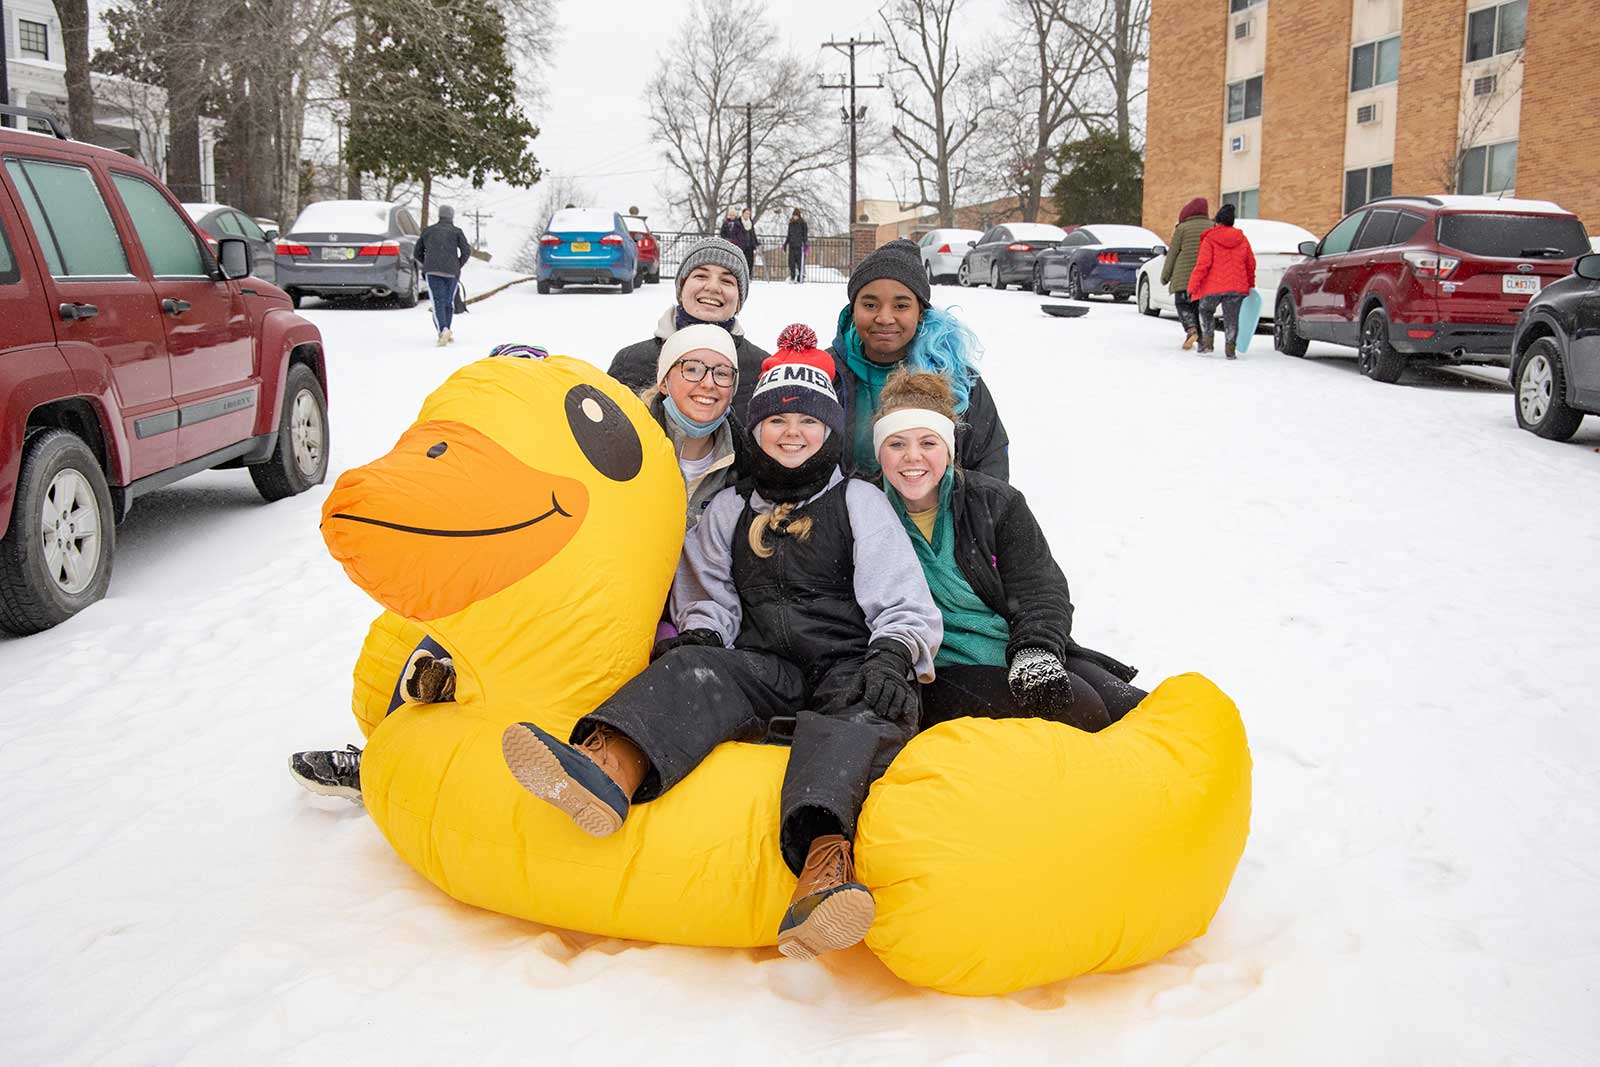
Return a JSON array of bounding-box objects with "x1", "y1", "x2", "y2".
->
[
  {"x1": 880, "y1": 0, "x2": 988, "y2": 226},
  {"x1": 52, "y1": 0, "x2": 97, "y2": 140},
  {"x1": 509, "y1": 174, "x2": 593, "y2": 272},
  {"x1": 1064, "y1": 0, "x2": 1150, "y2": 148},
  {"x1": 646, "y1": 0, "x2": 848, "y2": 233},
  {"x1": 1439, "y1": 53, "x2": 1522, "y2": 193}
]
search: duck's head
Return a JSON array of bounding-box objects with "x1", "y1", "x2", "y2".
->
[{"x1": 321, "y1": 351, "x2": 683, "y2": 629}]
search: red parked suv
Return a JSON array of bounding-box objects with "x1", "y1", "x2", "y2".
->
[
  {"x1": 0, "y1": 109, "x2": 328, "y2": 634},
  {"x1": 1273, "y1": 195, "x2": 1590, "y2": 382},
  {"x1": 623, "y1": 213, "x2": 660, "y2": 286}
]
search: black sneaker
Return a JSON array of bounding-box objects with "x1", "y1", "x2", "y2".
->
[{"x1": 289, "y1": 744, "x2": 362, "y2": 801}]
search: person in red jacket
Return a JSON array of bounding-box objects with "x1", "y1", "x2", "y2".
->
[{"x1": 1186, "y1": 203, "x2": 1256, "y2": 359}]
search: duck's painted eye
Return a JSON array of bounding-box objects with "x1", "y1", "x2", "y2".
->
[
  {"x1": 489, "y1": 343, "x2": 549, "y2": 360},
  {"x1": 564, "y1": 385, "x2": 641, "y2": 481},
  {"x1": 426, "y1": 442, "x2": 448, "y2": 458}
]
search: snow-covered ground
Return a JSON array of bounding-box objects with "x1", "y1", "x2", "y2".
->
[{"x1": 5, "y1": 261, "x2": 1598, "y2": 1064}]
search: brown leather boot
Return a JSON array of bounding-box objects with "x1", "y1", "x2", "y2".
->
[
  {"x1": 776, "y1": 834, "x2": 875, "y2": 960},
  {"x1": 501, "y1": 722, "x2": 650, "y2": 836},
  {"x1": 1225, "y1": 342, "x2": 1237, "y2": 360},
  {"x1": 1182, "y1": 329, "x2": 1197, "y2": 351}
]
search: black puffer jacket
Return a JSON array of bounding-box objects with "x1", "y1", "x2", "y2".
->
[
  {"x1": 827, "y1": 347, "x2": 1011, "y2": 481},
  {"x1": 607, "y1": 316, "x2": 771, "y2": 422},
  {"x1": 950, "y1": 470, "x2": 1136, "y2": 680},
  {"x1": 414, "y1": 221, "x2": 471, "y2": 277}
]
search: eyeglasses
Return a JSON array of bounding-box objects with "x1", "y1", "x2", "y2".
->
[{"x1": 674, "y1": 359, "x2": 737, "y2": 387}]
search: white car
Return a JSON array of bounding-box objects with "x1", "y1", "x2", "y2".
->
[
  {"x1": 1137, "y1": 218, "x2": 1317, "y2": 323},
  {"x1": 918, "y1": 228, "x2": 984, "y2": 284}
]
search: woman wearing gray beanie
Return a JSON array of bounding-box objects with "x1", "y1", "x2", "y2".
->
[
  {"x1": 828, "y1": 239, "x2": 1010, "y2": 480},
  {"x1": 607, "y1": 235, "x2": 770, "y2": 419}
]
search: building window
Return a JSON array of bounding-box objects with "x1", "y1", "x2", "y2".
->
[
  {"x1": 1343, "y1": 164, "x2": 1393, "y2": 214},
  {"x1": 1221, "y1": 189, "x2": 1259, "y2": 219},
  {"x1": 18, "y1": 19, "x2": 49, "y2": 60},
  {"x1": 1226, "y1": 75, "x2": 1263, "y2": 123},
  {"x1": 1230, "y1": 0, "x2": 1263, "y2": 10},
  {"x1": 1466, "y1": 0, "x2": 1527, "y2": 62},
  {"x1": 1351, "y1": 35, "x2": 1401, "y2": 91},
  {"x1": 1458, "y1": 140, "x2": 1518, "y2": 195}
]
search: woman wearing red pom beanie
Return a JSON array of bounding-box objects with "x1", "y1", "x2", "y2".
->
[{"x1": 502, "y1": 323, "x2": 943, "y2": 963}]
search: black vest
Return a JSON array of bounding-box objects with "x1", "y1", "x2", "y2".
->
[{"x1": 731, "y1": 480, "x2": 868, "y2": 681}]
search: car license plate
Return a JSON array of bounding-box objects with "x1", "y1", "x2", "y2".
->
[
  {"x1": 320, "y1": 246, "x2": 356, "y2": 261},
  {"x1": 571, "y1": 241, "x2": 590, "y2": 253},
  {"x1": 1502, "y1": 275, "x2": 1540, "y2": 295}
]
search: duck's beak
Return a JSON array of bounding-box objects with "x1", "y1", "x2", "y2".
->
[{"x1": 321, "y1": 420, "x2": 589, "y2": 620}]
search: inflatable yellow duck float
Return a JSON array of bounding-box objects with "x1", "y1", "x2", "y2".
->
[{"x1": 321, "y1": 349, "x2": 1253, "y2": 996}]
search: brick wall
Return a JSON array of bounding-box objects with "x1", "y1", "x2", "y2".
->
[
  {"x1": 1141, "y1": 1, "x2": 1226, "y2": 240},
  {"x1": 851, "y1": 223, "x2": 880, "y2": 269},
  {"x1": 1517, "y1": 5, "x2": 1600, "y2": 231},
  {"x1": 1391, "y1": 0, "x2": 1466, "y2": 198},
  {"x1": 1259, "y1": 0, "x2": 1351, "y2": 236}
]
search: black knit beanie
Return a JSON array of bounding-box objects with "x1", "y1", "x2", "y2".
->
[{"x1": 848, "y1": 239, "x2": 931, "y2": 308}]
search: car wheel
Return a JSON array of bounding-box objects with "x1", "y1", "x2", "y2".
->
[
  {"x1": 1515, "y1": 338, "x2": 1585, "y2": 441},
  {"x1": 250, "y1": 363, "x2": 329, "y2": 502},
  {"x1": 957, "y1": 260, "x2": 971, "y2": 287},
  {"x1": 1033, "y1": 266, "x2": 1048, "y2": 296},
  {"x1": 1068, "y1": 266, "x2": 1085, "y2": 301},
  {"x1": 0, "y1": 429, "x2": 116, "y2": 635},
  {"x1": 1112, "y1": 292, "x2": 1130, "y2": 303},
  {"x1": 536, "y1": 279, "x2": 551, "y2": 295},
  {"x1": 619, "y1": 276, "x2": 634, "y2": 295},
  {"x1": 990, "y1": 264, "x2": 1005, "y2": 291},
  {"x1": 1357, "y1": 307, "x2": 1407, "y2": 383},
  {"x1": 647, "y1": 272, "x2": 660, "y2": 285},
  {"x1": 288, "y1": 289, "x2": 303, "y2": 310},
  {"x1": 1274, "y1": 295, "x2": 1310, "y2": 357},
  {"x1": 395, "y1": 266, "x2": 420, "y2": 308},
  {"x1": 1137, "y1": 276, "x2": 1159, "y2": 317}
]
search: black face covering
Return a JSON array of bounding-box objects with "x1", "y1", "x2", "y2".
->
[{"x1": 745, "y1": 430, "x2": 843, "y2": 505}]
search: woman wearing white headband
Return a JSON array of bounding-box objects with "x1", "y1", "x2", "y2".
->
[{"x1": 872, "y1": 368, "x2": 1145, "y2": 730}]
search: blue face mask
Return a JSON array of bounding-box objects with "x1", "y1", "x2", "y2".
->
[{"x1": 663, "y1": 394, "x2": 726, "y2": 438}]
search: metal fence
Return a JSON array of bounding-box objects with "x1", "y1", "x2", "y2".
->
[{"x1": 654, "y1": 230, "x2": 853, "y2": 283}]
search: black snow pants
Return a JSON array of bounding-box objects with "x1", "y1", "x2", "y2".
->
[
  {"x1": 1198, "y1": 292, "x2": 1247, "y2": 350},
  {"x1": 919, "y1": 656, "x2": 1147, "y2": 734},
  {"x1": 787, "y1": 246, "x2": 804, "y2": 282},
  {"x1": 1173, "y1": 289, "x2": 1201, "y2": 335},
  {"x1": 572, "y1": 643, "x2": 919, "y2": 874}
]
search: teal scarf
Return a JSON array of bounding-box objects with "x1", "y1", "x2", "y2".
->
[{"x1": 887, "y1": 470, "x2": 1009, "y2": 668}]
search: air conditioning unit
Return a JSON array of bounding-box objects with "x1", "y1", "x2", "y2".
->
[
  {"x1": 1234, "y1": 18, "x2": 1254, "y2": 40},
  {"x1": 1356, "y1": 102, "x2": 1382, "y2": 125},
  {"x1": 1229, "y1": 134, "x2": 1248, "y2": 153},
  {"x1": 1473, "y1": 75, "x2": 1497, "y2": 97}
]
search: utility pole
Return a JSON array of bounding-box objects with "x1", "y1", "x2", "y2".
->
[
  {"x1": 463, "y1": 207, "x2": 492, "y2": 249},
  {"x1": 1, "y1": 0, "x2": 11, "y2": 128},
  {"x1": 721, "y1": 103, "x2": 772, "y2": 223},
  {"x1": 821, "y1": 36, "x2": 882, "y2": 257}
]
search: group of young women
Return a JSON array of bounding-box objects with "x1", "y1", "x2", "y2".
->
[{"x1": 290, "y1": 234, "x2": 1145, "y2": 963}]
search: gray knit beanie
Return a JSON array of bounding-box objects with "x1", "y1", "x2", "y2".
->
[
  {"x1": 848, "y1": 238, "x2": 930, "y2": 308},
  {"x1": 677, "y1": 236, "x2": 749, "y2": 307}
]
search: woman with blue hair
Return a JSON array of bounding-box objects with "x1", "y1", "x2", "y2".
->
[{"x1": 828, "y1": 239, "x2": 1010, "y2": 480}]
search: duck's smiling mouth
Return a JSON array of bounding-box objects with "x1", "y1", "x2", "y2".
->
[{"x1": 330, "y1": 492, "x2": 572, "y2": 538}]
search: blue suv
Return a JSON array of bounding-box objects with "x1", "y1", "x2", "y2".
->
[{"x1": 537, "y1": 208, "x2": 637, "y2": 294}]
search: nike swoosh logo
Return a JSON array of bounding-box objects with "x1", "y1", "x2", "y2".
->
[{"x1": 781, "y1": 395, "x2": 799, "y2": 402}]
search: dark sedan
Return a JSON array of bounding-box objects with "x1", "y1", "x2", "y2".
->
[
  {"x1": 183, "y1": 202, "x2": 277, "y2": 282},
  {"x1": 1509, "y1": 252, "x2": 1600, "y2": 440},
  {"x1": 1034, "y1": 224, "x2": 1165, "y2": 301},
  {"x1": 959, "y1": 222, "x2": 1067, "y2": 289},
  {"x1": 273, "y1": 199, "x2": 423, "y2": 309}
]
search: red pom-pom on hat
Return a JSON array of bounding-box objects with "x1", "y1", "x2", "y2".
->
[
  {"x1": 763, "y1": 323, "x2": 835, "y2": 379},
  {"x1": 777, "y1": 323, "x2": 818, "y2": 351}
]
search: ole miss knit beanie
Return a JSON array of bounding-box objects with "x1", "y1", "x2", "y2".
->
[
  {"x1": 746, "y1": 324, "x2": 845, "y2": 436},
  {"x1": 847, "y1": 238, "x2": 931, "y2": 308},
  {"x1": 676, "y1": 236, "x2": 750, "y2": 307}
]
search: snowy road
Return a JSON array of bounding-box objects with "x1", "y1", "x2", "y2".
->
[{"x1": 5, "y1": 264, "x2": 1599, "y2": 1064}]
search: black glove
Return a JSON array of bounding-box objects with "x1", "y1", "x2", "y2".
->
[
  {"x1": 650, "y1": 627, "x2": 724, "y2": 662},
  {"x1": 1007, "y1": 648, "x2": 1073, "y2": 714},
  {"x1": 401, "y1": 653, "x2": 456, "y2": 704},
  {"x1": 853, "y1": 639, "x2": 919, "y2": 725}
]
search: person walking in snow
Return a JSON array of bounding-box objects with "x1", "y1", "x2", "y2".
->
[
  {"x1": 607, "y1": 236, "x2": 770, "y2": 419},
  {"x1": 871, "y1": 368, "x2": 1145, "y2": 730},
  {"x1": 783, "y1": 208, "x2": 809, "y2": 283},
  {"x1": 827, "y1": 239, "x2": 1010, "y2": 480},
  {"x1": 413, "y1": 204, "x2": 472, "y2": 346},
  {"x1": 1161, "y1": 197, "x2": 1213, "y2": 350},
  {"x1": 1186, "y1": 203, "x2": 1256, "y2": 359},
  {"x1": 740, "y1": 207, "x2": 759, "y2": 277},
  {"x1": 500, "y1": 326, "x2": 942, "y2": 962},
  {"x1": 719, "y1": 207, "x2": 745, "y2": 251}
]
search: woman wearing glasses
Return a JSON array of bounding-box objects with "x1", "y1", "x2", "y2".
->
[{"x1": 647, "y1": 324, "x2": 747, "y2": 530}]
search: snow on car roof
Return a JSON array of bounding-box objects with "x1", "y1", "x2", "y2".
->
[
  {"x1": 1078, "y1": 224, "x2": 1163, "y2": 247},
  {"x1": 1387, "y1": 195, "x2": 1573, "y2": 216},
  {"x1": 181, "y1": 202, "x2": 227, "y2": 222},
  {"x1": 1236, "y1": 218, "x2": 1317, "y2": 253},
  {"x1": 549, "y1": 208, "x2": 621, "y2": 233},
  {"x1": 1006, "y1": 223, "x2": 1067, "y2": 241},
  {"x1": 290, "y1": 200, "x2": 396, "y2": 234},
  {"x1": 622, "y1": 215, "x2": 650, "y2": 232}
]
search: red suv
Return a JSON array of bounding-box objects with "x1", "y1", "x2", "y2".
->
[
  {"x1": 1273, "y1": 195, "x2": 1590, "y2": 383},
  {"x1": 623, "y1": 213, "x2": 660, "y2": 286},
  {"x1": 0, "y1": 109, "x2": 328, "y2": 634}
]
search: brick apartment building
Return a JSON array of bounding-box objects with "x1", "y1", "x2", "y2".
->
[{"x1": 1142, "y1": 0, "x2": 1599, "y2": 242}]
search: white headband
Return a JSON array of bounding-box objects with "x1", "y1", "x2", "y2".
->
[{"x1": 873, "y1": 408, "x2": 956, "y2": 460}]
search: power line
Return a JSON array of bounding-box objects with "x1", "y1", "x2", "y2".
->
[
  {"x1": 821, "y1": 36, "x2": 883, "y2": 258},
  {"x1": 463, "y1": 207, "x2": 492, "y2": 248}
]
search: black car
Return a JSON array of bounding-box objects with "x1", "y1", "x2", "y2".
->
[
  {"x1": 1509, "y1": 252, "x2": 1600, "y2": 440},
  {"x1": 959, "y1": 222, "x2": 1067, "y2": 289},
  {"x1": 182, "y1": 202, "x2": 277, "y2": 283},
  {"x1": 1033, "y1": 224, "x2": 1165, "y2": 301}
]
